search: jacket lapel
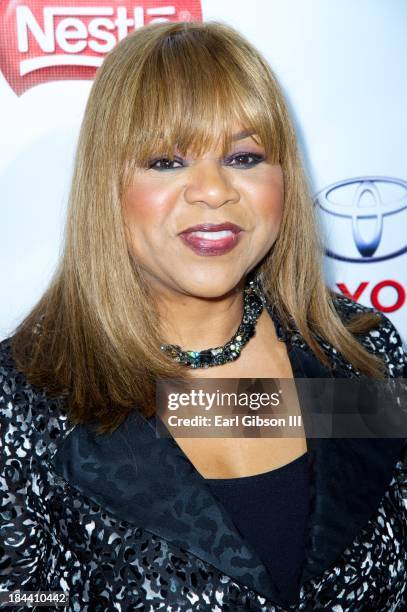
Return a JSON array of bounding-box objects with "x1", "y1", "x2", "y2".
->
[
  {"x1": 51, "y1": 407, "x2": 284, "y2": 604},
  {"x1": 286, "y1": 341, "x2": 404, "y2": 586},
  {"x1": 301, "y1": 434, "x2": 404, "y2": 584}
]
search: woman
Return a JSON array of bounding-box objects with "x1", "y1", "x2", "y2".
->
[{"x1": 1, "y1": 20, "x2": 406, "y2": 611}]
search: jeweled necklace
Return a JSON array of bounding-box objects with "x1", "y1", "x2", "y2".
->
[{"x1": 160, "y1": 277, "x2": 264, "y2": 368}]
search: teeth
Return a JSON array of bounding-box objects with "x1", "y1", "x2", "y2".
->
[{"x1": 190, "y1": 230, "x2": 235, "y2": 240}]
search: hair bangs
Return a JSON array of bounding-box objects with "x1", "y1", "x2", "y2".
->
[{"x1": 124, "y1": 27, "x2": 282, "y2": 173}]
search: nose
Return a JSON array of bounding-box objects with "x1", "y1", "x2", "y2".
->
[{"x1": 184, "y1": 160, "x2": 240, "y2": 208}]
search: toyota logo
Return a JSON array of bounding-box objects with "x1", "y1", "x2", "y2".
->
[{"x1": 314, "y1": 176, "x2": 407, "y2": 262}]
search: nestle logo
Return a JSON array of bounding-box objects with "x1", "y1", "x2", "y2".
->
[{"x1": 0, "y1": 2, "x2": 203, "y2": 95}]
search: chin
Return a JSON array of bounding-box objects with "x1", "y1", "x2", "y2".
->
[{"x1": 177, "y1": 270, "x2": 246, "y2": 299}]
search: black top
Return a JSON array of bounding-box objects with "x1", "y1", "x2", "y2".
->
[{"x1": 205, "y1": 452, "x2": 309, "y2": 604}]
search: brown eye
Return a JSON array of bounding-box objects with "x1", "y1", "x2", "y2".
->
[
  {"x1": 148, "y1": 157, "x2": 184, "y2": 170},
  {"x1": 225, "y1": 152, "x2": 265, "y2": 168}
]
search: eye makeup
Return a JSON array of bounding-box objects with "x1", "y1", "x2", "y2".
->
[{"x1": 147, "y1": 151, "x2": 266, "y2": 171}]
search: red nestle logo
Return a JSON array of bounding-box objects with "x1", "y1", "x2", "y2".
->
[{"x1": 0, "y1": 1, "x2": 203, "y2": 95}]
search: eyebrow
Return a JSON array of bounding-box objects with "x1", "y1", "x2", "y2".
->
[{"x1": 231, "y1": 129, "x2": 256, "y2": 141}]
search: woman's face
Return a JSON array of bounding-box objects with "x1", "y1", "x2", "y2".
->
[{"x1": 122, "y1": 125, "x2": 284, "y2": 298}]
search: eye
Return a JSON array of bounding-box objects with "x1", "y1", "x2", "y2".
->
[
  {"x1": 148, "y1": 157, "x2": 184, "y2": 171},
  {"x1": 225, "y1": 152, "x2": 265, "y2": 168}
]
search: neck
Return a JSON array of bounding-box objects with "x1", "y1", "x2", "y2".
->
[{"x1": 154, "y1": 279, "x2": 247, "y2": 351}]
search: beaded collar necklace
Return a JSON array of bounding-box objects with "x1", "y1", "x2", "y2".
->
[{"x1": 160, "y1": 277, "x2": 264, "y2": 368}]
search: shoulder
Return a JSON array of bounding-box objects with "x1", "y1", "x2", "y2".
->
[
  {"x1": 329, "y1": 296, "x2": 407, "y2": 499},
  {"x1": 330, "y1": 292, "x2": 407, "y2": 378},
  {"x1": 0, "y1": 336, "x2": 73, "y2": 464},
  {"x1": 331, "y1": 291, "x2": 375, "y2": 320}
]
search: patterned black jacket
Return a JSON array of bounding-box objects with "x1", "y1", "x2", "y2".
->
[{"x1": 1, "y1": 294, "x2": 407, "y2": 611}]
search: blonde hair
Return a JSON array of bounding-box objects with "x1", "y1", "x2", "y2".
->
[{"x1": 12, "y1": 20, "x2": 386, "y2": 435}]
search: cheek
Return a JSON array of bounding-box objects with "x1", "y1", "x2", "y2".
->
[
  {"x1": 123, "y1": 182, "x2": 173, "y2": 230},
  {"x1": 248, "y1": 171, "x2": 284, "y2": 226}
]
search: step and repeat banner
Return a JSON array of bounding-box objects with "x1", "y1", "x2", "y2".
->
[{"x1": 1, "y1": 0, "x2": 406, "y2": 342}]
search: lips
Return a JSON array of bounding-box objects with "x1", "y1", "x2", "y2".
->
[
  {"x1": 178, "y1": 222, "x2": 243, "y2": 256},
  {"x1": 180, "y1": 222, "x2": 242, "y2": 234}
]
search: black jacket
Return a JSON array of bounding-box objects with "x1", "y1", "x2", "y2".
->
[{"x1": 1, "y1": 294, "x2": 406, "y2": 611}]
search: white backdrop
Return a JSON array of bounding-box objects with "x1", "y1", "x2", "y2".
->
[{"x1": 1, "y1": 0, "x2": 406, "y2": 343}]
